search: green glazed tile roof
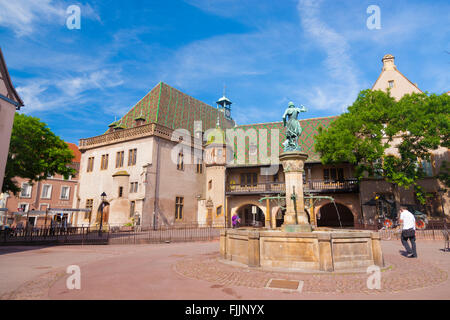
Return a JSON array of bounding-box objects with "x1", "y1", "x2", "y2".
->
[
  {"x1": 107, "y1": 81, "x2": 336, "y2": 164},
  {"x1": 111, "y1": 82, "x2": 235, "y2": 135}
]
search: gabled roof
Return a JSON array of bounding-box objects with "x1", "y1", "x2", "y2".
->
[
  {"x1": 0, "y1": 47, "x2": 24, "y2": 109},
  {"x1": 111, "y1": 82, "x2": 235, "y2": 135}
]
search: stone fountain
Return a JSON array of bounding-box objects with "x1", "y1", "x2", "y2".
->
[{"x1": 220, "y1": 102, "x2": 384, "y2": 272}]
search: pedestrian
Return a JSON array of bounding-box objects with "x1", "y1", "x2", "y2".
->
[
  {"x1": 232, "y1": 213, "x2": 241, "y2": 229},
  {"x1": 398, "y1": 206, "x2": 417, "y2": 258}
]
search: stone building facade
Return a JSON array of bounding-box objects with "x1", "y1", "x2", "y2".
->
[{"x1": 73, "y1": 54, "x2": 448, "y2": 230}]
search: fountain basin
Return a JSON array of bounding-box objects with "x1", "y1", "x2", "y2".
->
[{"x1": 220, "y1": 228, "x2": 384, "y2": 272}]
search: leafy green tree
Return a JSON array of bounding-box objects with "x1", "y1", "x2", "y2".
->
[
  {"x1": 2, "y1": 114, "x2": 76, "y2": 195},
  {"x1": 315, "y1": 89, "x2": 450, "y2": 204}
]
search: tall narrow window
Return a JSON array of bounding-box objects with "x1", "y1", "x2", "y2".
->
[
  {"x1": 330, "y1": 168, "x2": 337, "y2": 181},
  {"x1": 421, "y1": 160, "x2": 433, "y2": 177},
  {"x1": 130, "y1": 201, "x2": 135, "y2": 218},
  {"x1": 41, "y1": 184, "x2": 52, "y2": 199},
  {"x1": 323, "y1": 169, "x2": 330, "y2": 181},
  {"x1": 129, "y1": 182, "x2": 138, "y2": 193},
  {"x1": 100, "y1": 154, "x2": 109, "y2": 170},
  {"x1": 87, "y1": 157, "x2": 95, "y2": 172},
  {"x1": 175, "y1": 197, "x2": 184, "y2": 220},
  {"x1": 85, "y1": 199, "x2": 93, "y2": 219},
  {"x1": 177, "y1": 152, "x2": 184, "y2": 170},
  {"x1": 196, "y1": 158, "x2": 203, "y2": 174},
  {"x1": 116, "y1": 151, "x2": 124, "y2": 168},
  {"x1": 20, "y1": 183, "x2": 32, "y2": 198},
  {"x1": 60, "y1": 186, "x2": 70, "y2": 200},
  {"x1": 128, "y1": 148, "x2": 137, "y2": 166},
  {"x1": 118, "y1": 186, "x2": 123, "y2": 198},
  {"x1": 338, "y1": 168, "x2": 344, "y2": 181},
  {"x1": 216, "y1": 206, "x2": 222, "y2": 217}
]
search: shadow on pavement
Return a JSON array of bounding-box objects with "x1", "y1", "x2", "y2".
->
[{"x1": 0, "y1": 245, "x2": 53, "y2": 255}]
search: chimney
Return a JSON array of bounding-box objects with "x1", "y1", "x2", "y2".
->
[{"x1": 382, "y1": 54, "x2": 396, "y2": 71}]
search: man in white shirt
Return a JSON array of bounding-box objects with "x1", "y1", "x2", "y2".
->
[{"x1": 398, "y1": 206, "x2": 417, "y2": 258}]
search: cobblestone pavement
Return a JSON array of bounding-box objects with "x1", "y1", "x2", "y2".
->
[
  {"x1": 0, "y1": 240, "x2": 449, "y2": 299},
  {"x1": 175, "y1": 251, "x2": 447, "y2": 295}
]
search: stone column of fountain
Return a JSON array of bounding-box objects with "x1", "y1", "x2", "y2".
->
[
  {"x1": 280, "y1": 151, "x2": 312, "y2": 232},
  {"x1": 280, "y1": 102, "x2": 312, "y2": 232}
]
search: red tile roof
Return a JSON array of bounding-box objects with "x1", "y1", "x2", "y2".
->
[{"x1": 66, "y1": 142, "x2": 81, "y2": 163}]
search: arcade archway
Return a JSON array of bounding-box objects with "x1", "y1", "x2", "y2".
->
[
  {"x1": 274, "y1": 208, "x2": 310, "y2": 227},
  {"x1": 238, "y1": 204, "x2": 265, "y2": 227},
  {"x1": 317, "y1": 202, "x2": 354, "y2": 228},
  {"x1": 95, "y1": 202, "x2": 110, "y2": 224}
]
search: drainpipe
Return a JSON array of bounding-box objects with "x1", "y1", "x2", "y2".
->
[
  {"x1": 34, "y1": 181, "x2": 41, "y2": 210},
  {"x1": 153, "y1": 137, "x2": 161, "y2": 230}
]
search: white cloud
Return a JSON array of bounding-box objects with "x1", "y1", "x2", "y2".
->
[
  {"x1": 0, "y1": 0, "x2": 65, "y2": 36},
  {"x1": 0, "y1": 0, "x2": 100, "y2": 36},
  {"x1": 56, "y1": 69, "x2": 124, "y2": 97},
  {"x1": 158, "y1": 23, "x2": 303, "y2": 91},
  {"x1": 296, "y1": 0, "x2": 361, "y2": 112},
  {"x1": 16, "y1": 81, "x2": 49, "y2": 111},
  {"x1": 16, "y1": 69, "x2": 124, "y2": 113}
]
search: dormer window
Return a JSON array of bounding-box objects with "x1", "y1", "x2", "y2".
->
[
  {"x1": 388, "y1": 80, "x2": 394, "y2": 88},
  {"x1": 134, "y1": 113, "x2": 146, "y2": 126}
]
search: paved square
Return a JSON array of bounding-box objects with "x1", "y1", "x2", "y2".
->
[{"x1": 0, "y1": 240, "x2": 449, "y2": 300}]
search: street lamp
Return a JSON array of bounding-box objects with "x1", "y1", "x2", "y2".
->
[{"x1": 99, "y1": 192, "x2": 107, "y2": 236}]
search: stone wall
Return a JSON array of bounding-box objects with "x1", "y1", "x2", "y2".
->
[{"x1": 220, "y1": 229, "x2": 384, "y2": 272}]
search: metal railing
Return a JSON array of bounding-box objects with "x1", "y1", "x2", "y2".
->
[
  {"x1": 226, "y1": 179, "x2": 359, "y2": 194},
  {"x1": 354, "y1": 218, "x2": 449, "y2": 241},
  {"x1": 0, "y1": 226, "x2": 109, "y2": 245},
  {"x1": 0, "y1": 223, "x2": 223, "y2": 245},
  {"x1": 109, "y1": 226, "x2": 221, "y2": 245}
]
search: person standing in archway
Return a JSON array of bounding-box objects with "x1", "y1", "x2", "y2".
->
[
  {"x1": 232, "y1": 213, "x2": 241, "y2": 229},
  {"x1": 399, "y1": 206, "x2": 417, "y2": 258}
]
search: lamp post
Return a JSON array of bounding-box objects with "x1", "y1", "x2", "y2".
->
[{"x1": 99, "y1": 192, "x2": 107, "y2": 236}]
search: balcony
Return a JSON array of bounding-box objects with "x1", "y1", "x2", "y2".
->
[
  {"x1": 226, "y1": 179, "x2": 359, "y2": 195},
  {"x1": 226, "y1": 182, "x2": 285, "y2": 195}
]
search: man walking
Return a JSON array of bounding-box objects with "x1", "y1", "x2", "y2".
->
[{"x1": 398, "y1": 206, "x2": 417, "y2": 258}]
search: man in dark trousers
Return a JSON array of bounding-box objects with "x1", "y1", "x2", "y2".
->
[{"x1": 399, "y1": 206, "x2": 417, "y2": 258}]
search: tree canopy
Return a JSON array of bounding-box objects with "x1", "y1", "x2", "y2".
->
[
  {"x1": 2, "y1": 113, "x2": 76, "y2": 195},
  {"x1": 315, "y1": 89, "x2": 450, "y2": 203}
]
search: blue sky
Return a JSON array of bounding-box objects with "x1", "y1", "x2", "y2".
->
[{"x1": 0, "y1": 0, "x2": 449, "y2": 144}]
